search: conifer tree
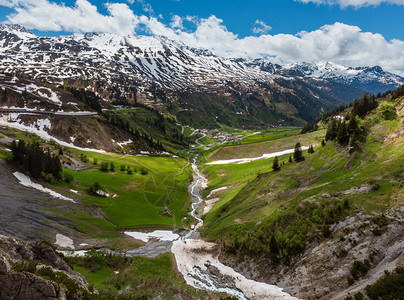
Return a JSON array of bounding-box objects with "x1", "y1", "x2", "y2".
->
[
  {"x1": 293, "y1": 142, "x2": 304, "y2": 162},
  {"x1": 272, "y1": 156, "x2": 280, "y2": 172},
  {"x1": 325, "y1": 119, "x2": 338, "y2": 141},
  {"x1": 337, "y1": 121, "x2": 349, "y2": 145},
  {"x1": 347, "y1": 116, "x2": 359, "y2": 136}
]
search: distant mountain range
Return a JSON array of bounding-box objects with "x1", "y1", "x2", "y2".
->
[
  {"x1": 285, "y1": 61, "x2": 404, "y2": 95},
  {"x1": 0, "y1": 23, "x2": 403, "y2": 128}
]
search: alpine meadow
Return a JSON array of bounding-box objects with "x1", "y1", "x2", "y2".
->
[{"x1": 0, "y1": 1, "x2": 403, "y2": 299}]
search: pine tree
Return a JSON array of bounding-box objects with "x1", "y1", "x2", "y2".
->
[
  {"x1": 308, "y1": 145, "x2": 314, "y2": 154},
  {"x1": 347, "y1": 116, "x2": 358, "y2": 136},
  {"x1": 337, "y1": 121, "x2": 349, "y2": 145},
  {"x1": 272, "y1": 156, "x2": 280, "y2": 172},
  {"x1": 293, "y1": 142, "x2": 304, "y2": 162},
  {"x1": 325, "y1": 119, "x2": 338, "y2": 141},
  {"x1": 288, "y1": 156, "x2": 292, "y2": 163},
  {"x1": 321, "y1": 139, "x2": 326, "y2": 147}
]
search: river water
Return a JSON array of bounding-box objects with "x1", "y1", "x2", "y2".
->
[
  {"x1": 170, "y1": 158, "x2": 296, "y2": 300},
  {"x1": 69, "y1": 157, "x2": 296, "y2": 299}
]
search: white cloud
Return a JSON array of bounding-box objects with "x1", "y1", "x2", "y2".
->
[
  {"x1": 252, "y1": 20, "x2": 272, "y2": 35},
  {"x1": 296, "y1": 0, "x2": 404, "y2": 8},
  {"x1": 1, "y1": 0, "x2": 404, "y2": 75},
  {"x1": 3, "y1": 0, "x2": 140, "y2": 34},
  {"x1": 170, "y1": 15, "x2": 183, "y2": 29}
]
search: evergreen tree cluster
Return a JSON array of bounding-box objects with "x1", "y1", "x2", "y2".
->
[
  {"x1": 10, "y1": 140, "x2": 62, "y2": 180},
  {"x1": 325, "y1": 118, "x2": 352, "y2": 146},
  {"x1": 350, "y1": 93, "x2": 378, "y2": 119},
  {"x1": 391, "y1": 84, "x2": 404, "y2": 100},
  {"x1": 224, "y1": 199, "x2": 350, "y2": 263},
  {"x1": 300, "y1": 104, "x2": 349, "y2": 134},
  {"x1": 325, "y1": 92, "x2": 379, "y2": 147}
]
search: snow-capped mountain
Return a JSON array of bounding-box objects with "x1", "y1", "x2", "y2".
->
[
  {"x1": 0, "y1": 24, "x2": 402, "y2": 95},
  {"x1": 0, "y1": 24, "x2": 403, "y2": 128},
  {"x1": 0, "y1": 24, "x2": 278, "y2": 90},
  {"x1": 286, "y1": 61, "x2": 404, "y2": 94}
]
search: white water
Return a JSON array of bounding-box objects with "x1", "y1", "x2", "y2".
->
[
  {"x1": 172, "y1": 158, "x2": 297, "y2": 300},
  {"x1": 181, "y1": 158, "x2": 207, "y2": 241}
]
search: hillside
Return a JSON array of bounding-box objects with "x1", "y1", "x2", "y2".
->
[
  {"x1": 0, "y1": 73, "x2": 188, "y2": 153},
  {"x1": 201, "y1": 88, "x2": 404, "y2": 299}
]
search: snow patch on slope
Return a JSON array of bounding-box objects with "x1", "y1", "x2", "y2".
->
[{"x1": 13, "y1": 172, "x2": 75, "y2": 203}]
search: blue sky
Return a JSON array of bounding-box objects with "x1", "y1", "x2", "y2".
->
[{"x1": 0, "y1": 0, "x2": 404, "y2": 74}]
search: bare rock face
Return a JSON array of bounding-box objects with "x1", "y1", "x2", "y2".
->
[
  {"x1": 0, "y1": 271, "x2": 59, "y2": 300},
  {"x1": 0, "y1": 235, "x2": 89, "y2": 299}
]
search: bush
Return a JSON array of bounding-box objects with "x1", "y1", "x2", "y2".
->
[
  {"x1": 42, "y1": 172, "x2": 56, "y2": 184},
  {"x1": 127, "y1": 166, "x2": 133, "y2": 175},
  {"x1": 63, "y1": 172, "x2": 74, "y2": 183},
  {"x1": 13, "y1": 260, "x2": 37, "y2": 273},
  {"x1": 365, "y1": 267, "x2": 404, "y2": 299},
  {"x1": 379, "y1": 102, "x2": 397, "y2": 121},
  {"x1": 100, "y1": 162, "x2": 109, "y2": 172},
  {"x1": 89, "y1": 182, "x2": 107, "y2": 197},
  {"x1": 120, "y1": 164, "x2": 126, "y2": 171},
  {"x1": 140, "y1": 167, "x2": 148, "y2": 175},
  {"x1": 351, "y1": 259, "x2": 370, "y2": 280}
]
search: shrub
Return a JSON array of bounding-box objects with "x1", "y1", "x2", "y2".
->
[
  {"x1": 127, "y1": 166, "x2": 133, "y2": 175},
  {"x1": 365, "y1": 267, "x2": 404, "y2": 299},
  {"x1": 63, "y1": 172, "x2": 74, "y2": 183},
  {"x1": 89, "y1": 182, "x2": 107, "y2": 197},
  {"x1": 351, "y1": 259, "x2": 370, "y2": 280},
  {"x1": 379, "y1": 102, "x2": 397, "y2": 121},
  {"x1": 100, "y1": 162, "x2": 109, "y2": 172}
]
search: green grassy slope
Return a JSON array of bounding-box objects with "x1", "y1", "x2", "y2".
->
[{"x1": 202, "y1": 94, "x2": 404, "y2": 261}]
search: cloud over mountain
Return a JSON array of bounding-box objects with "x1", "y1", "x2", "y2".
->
[{"x1": 1, "y1": 0, "x2": 404, "y2": 75}]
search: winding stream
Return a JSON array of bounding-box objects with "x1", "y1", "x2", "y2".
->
[{"x1": 171, "y1": 158, "x2": 296, "y2": 300}]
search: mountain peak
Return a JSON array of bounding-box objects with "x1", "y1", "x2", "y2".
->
[{"x1": 0, "y1": 23, "x2": 36, "y2": 39}]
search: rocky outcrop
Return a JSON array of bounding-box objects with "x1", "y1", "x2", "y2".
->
[
  {"x1": 219, "y1": 208, "x2": 404, "y2": 299},
  {"x1": 0, "y1": 263, "x2": 59, "y2": 300},
  {"x1": 0, "y1": 235, "x2": 89, "y2": 300}
]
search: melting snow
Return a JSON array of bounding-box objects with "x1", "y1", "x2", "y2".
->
[
  {"x1": 13, "y1": 172, "x2": 75, "y2": 203},
  {"x1": 207, "y1": 146, "x2": 310, "y2": 165},
  {"x1": 171, "y1": 239, "x2": 296, "y2": 300},
  {"x1": 116, "y1": 139, "x2": 132, "y2": 147},
  {"x1": 0, "y1": 115, "x2": 106, "y2": 153},
  {"x1": 124, "y1": 230, "x2": 180, "y2": 243},
  {"x1": 55, "y1": 233, "x2": 74, "y2": 249}
]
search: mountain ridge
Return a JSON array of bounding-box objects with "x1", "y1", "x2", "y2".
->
[{"x1": 0, "y1": 23, "x2": 402, "y2": 94}]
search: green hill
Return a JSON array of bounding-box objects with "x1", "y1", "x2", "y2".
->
[{"x1": 201, "y1": 88, "x2": 404, "y2": 299}]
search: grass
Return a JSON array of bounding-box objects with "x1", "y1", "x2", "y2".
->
[
  {"x1": 71, "y1": 253, "x2": 207, "y2": 299},
  {"x1": 60, "y1": 150, "x2": 192, "y2": 230},
  {"x1": 206, "y1": 129, "x2": 325, "y2": 162},
  {"x1": 0, "y1": 126, "x2": 193, "y2": 242},
  {"x1": 201, "y1": 106, "x2": 404, "y2": 241}
]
